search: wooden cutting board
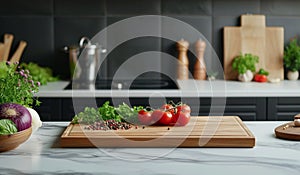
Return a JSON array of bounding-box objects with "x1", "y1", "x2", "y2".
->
[
  {"x1": 60, "y1": 116, "x2": 255, "y2": 148},
  {"x1": 224, "y1": 14, "x2": 284, "y2": 80},
  {"x1": 275, "y1": 122, "x2": 300, "y2": 140}
]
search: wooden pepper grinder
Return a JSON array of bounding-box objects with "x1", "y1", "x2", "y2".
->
[
  {"x1": 194, "y1": 39, "x2": 207, "y2": 80},
  {"x1": 177, "y1": 39, "x2": 189, "y2": 80}
]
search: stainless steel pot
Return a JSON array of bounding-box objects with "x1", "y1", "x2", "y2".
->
[{"x1": 64, "y1": 37, "x2": 106, "y2": 82}]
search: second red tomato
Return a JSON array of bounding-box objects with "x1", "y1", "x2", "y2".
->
[{"x1": 151, "y1": 110, "x2": 173, "y2": 125}]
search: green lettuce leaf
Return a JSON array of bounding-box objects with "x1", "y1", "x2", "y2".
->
[{"x1": 0, "y1": 119, "x2": 18, "y2": 135}]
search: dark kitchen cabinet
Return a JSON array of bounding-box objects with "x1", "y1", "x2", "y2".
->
[
  {"x1": 267, "y1": 97, "x2": 300, "y2": 121},
  {"x1": 35, "y1": 97, "x2": 267, "y2": 121},
  {"x1": 33, "y1": 98, "x2": 62, "y2": 121}
]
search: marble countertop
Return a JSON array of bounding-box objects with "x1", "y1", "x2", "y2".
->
[
  {"x1": 36, "y1": 80, "x2": 300, "y2": 97},
  {"x1": 1, "y1": 121, "x2": 300, "y2": 174}
]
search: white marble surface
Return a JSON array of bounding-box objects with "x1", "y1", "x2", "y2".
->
[
  {"x1": 1, "y1": 121, "x2": 300, "y2": 174},
  {"x1": 36, "y1": 80, "x2": 300, "y2": 97}
]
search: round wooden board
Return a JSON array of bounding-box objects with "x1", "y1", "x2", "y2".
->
[{"x1": 275, "y1": 122, "x2": 300, "y2": 141}]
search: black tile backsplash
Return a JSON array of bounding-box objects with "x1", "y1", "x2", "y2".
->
[
  {"x1": 0, "y1": 0, "x2": 53, "y2": 16},
  {"x1": 213, "y1": 0, "x2": 260, "y2": 16},
  {"x1": 107, "y1": 0, "x2": 161, "y2": 16},
  {"x1": 54, "y1": 0, "x2": 105, "y2": 17},
  {"x1": 162, "y1": 0, "x2": 212, "y2": 16},
  {"x1": 0, "y1": 16, "x2": 54, "y2": 64},
  {"x1": 261, "y1": 0, "x2": 300, "y2": 16},
  {"x1": 0, "y1": 0, "x2": 299, "y2": 79}
]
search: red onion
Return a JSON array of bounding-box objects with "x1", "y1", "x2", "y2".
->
[{"x1": 0, "y1": 103, "x2": 32, "y2": 131}]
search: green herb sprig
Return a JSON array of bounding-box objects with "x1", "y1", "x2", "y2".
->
[
  {"x1": 115, "y1": 103, "x2": 143, "y2": 124},
  {"x1": 71, "y1": 101, "x2": 144, "y2": 124},
  {"x1": 0, "y1": 61, "x2": 40, "y2": 107},
  {"x1": 284, "y1": 38, "x2": 300, "y2": 72},
  {"x1": 19, "y1": 62, "x2": 59, "y2": 85},
  {"x1": 232, "y1": 53, "x2": 259, "y2": 74}
]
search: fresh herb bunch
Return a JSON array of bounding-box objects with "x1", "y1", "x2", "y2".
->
[
  {"x1": 72, "y1": 101, "x2": 122, "y2": 124},
  {"x1": 232, "y1": 53, "x2": 259, "y2": 74},
  {"x1": 19, "y1": 62, "x2": 59, "y2": 85},
  {"x1": 72, "y1": 101, "x2": 144, "y2": 124},
  {"x1": 0, "y1": 61, "x2": 40, "y2": 107},
  {"x1": 115, "y1": 103, "x2": 143, "y2": 124},
  {"x1": 72, "y1": 107, "x2": 102, "y2": 124},
  {"x1": 284, "y1": 38, "x2": 300, "y2": 72}
]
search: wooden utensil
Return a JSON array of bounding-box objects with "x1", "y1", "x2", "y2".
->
[
  {"x1": 2, "y1": 34, "x2": 14, "y2": 61},
  {"x1": 275, "y1": 114, "x2": 300, "y2": 140},
  {"x1": 60, "y1": 116, "x2": 255, "y2": 148},
  {"x1": 10, "y1": 41, "x2": 27, "y2": 63},
  {"x1": 0, "y1": 43, "x2": 4, "y2": 61},
  {"x1": 194, "y1": 39, "x2": 207, "y2": 80},
  {"x1": 224, "y1": 14, "x2": 284, "y2": 80},
  {"x1": 275, "y1": 122, "x2": 300, "y2": 140},
  {"x1": 177, "y1": 39, "x2": 189, "y2": 80}
]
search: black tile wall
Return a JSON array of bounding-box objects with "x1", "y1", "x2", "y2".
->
[
  {"x1": 0, "y1": 16, "x2": 54, "y2": 65},
  {"x1": 107, "y1": 0, "x2": 161, "y2": 16},
  {"x1": 261, "y1": 0, "x2": 300, "y2": 16},
  {"x1": 0, "y1": 0, "x2": 53, "y2": 15},
  {"x1": 54, "y1": 0, "x2": 105, "y2": 16},
  {"x1": 161, "y1": 0, "x2": 212, "y2": 15},
  {"x1": 0, "y1": 0, "x2": 300, "y2": 79},
  {"x1": 213, "y1": 0, "x2": 260, "y2": 16}
]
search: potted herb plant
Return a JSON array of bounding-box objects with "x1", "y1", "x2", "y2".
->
[
  {"x1": 232, "y1": 53, "x2": 259, "y2": 82},
  {"x1": 283, "y1": 38, "x2": 300, "y2": 80},
  {"x1": 0, "y1": 61, "x2": 42, "y2": 132}
]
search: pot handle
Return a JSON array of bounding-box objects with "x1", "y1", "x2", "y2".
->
[{"x1": 79, "y1": 37, "x2": 91, "y2": 48}]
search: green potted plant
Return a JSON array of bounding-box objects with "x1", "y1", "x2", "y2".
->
[
  {"x1": 232, "y1": 53, "x2": 259, "y2": 82},
  {"x1": 283, "y1": 38, "x2": 300, "y2": 80}
]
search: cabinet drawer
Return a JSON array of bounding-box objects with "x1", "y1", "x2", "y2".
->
[{"x1": 268, "y1": 97, "x2": 300, "y2": 120}]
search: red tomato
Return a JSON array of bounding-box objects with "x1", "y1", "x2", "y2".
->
[
  {"x1": 138, "y1": 109, "x2": 153, "y2": 125},
  {"x1": 174, "y1": 111, "x2": 191, "y2": 126},
  {"x1": 151, "y1": 109, "x2": 173, "y2": 126},
  {"x1": 254, "y1": 74, "x2": 267, "y2": 82},
  {"x1": 176, "y1": 104, "x2": 191, "y2": 114},
  {"x1": 160, "y1": 104, "x2": 175, "y2": 117}
]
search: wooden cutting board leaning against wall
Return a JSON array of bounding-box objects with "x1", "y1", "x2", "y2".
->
[{"x1": 223, "y1": 14, "x2": 284, "y2": 80}]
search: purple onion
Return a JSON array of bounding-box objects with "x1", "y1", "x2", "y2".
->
[{"x1": 0, "y1": 103, "x2": 32, "y2": 131}]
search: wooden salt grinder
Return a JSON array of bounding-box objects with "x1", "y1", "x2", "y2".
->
[
  {"x1": 177, "y1": 39, "x2": 189, "y2": 80},
  {"x1": 194, "y1": 39, "x2": 206, "y2": 80}
]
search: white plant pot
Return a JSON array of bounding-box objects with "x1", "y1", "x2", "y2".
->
[{"x1": 287, "y1": 71, "x2": 299, "y2": 80}]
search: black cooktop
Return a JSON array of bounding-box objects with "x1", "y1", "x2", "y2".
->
[{"x1": 64, "y1": 78, "x2": 179, "y2": 90}]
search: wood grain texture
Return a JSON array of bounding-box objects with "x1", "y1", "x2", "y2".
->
[
  {"x1": 0, "y1": 127, "x2": 32, "y2": 152},
  {"x1": 275, "y1": 122, "x2": 300, "y2": 140},
  {"x1": 10, "y1": 41, "x2": 27, "y2": 63},
  {"x1": 60, "y1": 116, "x2": 255, "y2": 148},
  {"x1": 224, "y1": 14, "x2": 284, "y2": 80},
  {"x1": 2, "y1": 34, "x2": 14, "y2": 61},
  {"x1": 0, "y1": 43, "x2": 4, "y2": 61}
]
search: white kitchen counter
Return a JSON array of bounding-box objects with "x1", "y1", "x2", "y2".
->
[
  {"x1": 36, "y1": 80, "x2": 300, "y2": 97},
  {"x1": 1, "y1": 121, "x2": 300, "y2": 174}
]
